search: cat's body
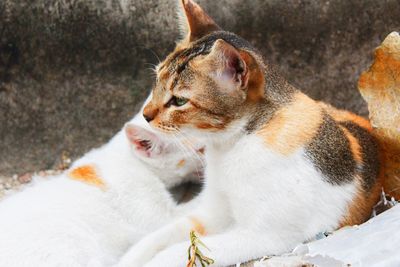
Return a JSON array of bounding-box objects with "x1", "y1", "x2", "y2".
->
[
  {"x1": 118, "y1": 1, "x2": 382, "y2": 266},
  {"x1": 0, "y1": 100, "x2": 204, "y2": 267}
]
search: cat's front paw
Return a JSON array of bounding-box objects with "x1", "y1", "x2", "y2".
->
[
  {"x1": 143, "y1": 243, "x2": 190, "y2": 267},
  {"x1": 117, "y1": 237, "x2": 164, "y2": 267},
  {"x1": 115, "y1": 253, "x2": 145, "y2": 267}
]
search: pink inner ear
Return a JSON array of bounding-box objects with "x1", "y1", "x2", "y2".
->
[
  {"x1": 125, "y1": 124, "x2": 160, "y2": 158},
  {"x1": 223, "y1": 47, "x2": 248, "y2": 86},
  {"x1": 211, "y1": 40, "x2": 248, "y2": 90},
  {"x1": 229, "y1": 56, "x2": 246, "y2": 81}
]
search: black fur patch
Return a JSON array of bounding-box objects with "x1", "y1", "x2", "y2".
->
[
  {"x1": 339, "y1": 121, "x2": 380, "y2": 191},
  {"x1": 245, "y1": 99, "x2": 277, "y2": 133},
  {"x1": 306, "y1": 114, "x2": 356, "y2": 185}
]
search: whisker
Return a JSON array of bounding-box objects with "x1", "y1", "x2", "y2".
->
[
  {"x1": 176, "y1": 130, "x2": 206, "y2": 167},
  {"x1": 172, "y1": 132, "x2": 205, "y2": 179},
  {"x1": 175, "y1": 131, "x2": 206, "y2": 175}
]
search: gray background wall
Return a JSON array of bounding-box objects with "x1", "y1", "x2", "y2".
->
[{"x1": 0, "y1": 0, "x2": 399, "y2": 175}]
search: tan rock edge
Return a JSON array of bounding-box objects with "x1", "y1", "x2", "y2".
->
[{"x1": 358, "y1": 31, "x2": 400, "y2": 200}]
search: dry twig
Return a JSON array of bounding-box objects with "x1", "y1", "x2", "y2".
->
[{"x1": 187, "y1": 230, "x2": 214, "y2": 267}]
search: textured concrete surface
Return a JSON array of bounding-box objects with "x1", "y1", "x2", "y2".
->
[{"x1": 0, "y1": 0, "x2": 399, "y2": 175}]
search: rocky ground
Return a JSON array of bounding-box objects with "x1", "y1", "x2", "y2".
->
[
  {"x1": 0, "y1": 170, "x2": 59, "y2": 199},
  {"x1": 0, "y1": 154, "x2": 70, "y2": 199}
]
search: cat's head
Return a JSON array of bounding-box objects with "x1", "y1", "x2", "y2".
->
[
  {"x1": 142, "y1": 0, "x2": 266, "y2": 141},
  {"x1": 124, "y1": 95, "x2": 204, "y2": 187}
]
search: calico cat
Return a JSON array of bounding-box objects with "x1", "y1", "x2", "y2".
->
[
  {"x1": 117, "y1": 1, "x2": 383, "y2": 266},
  {"x1": 0, "y1": 95, "x2": 204, "y2": 267}
]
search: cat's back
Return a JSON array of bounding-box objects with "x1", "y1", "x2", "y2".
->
[
  {"x1": 316, "y1": 101, "x2": 380, "y2": 189},
  {"x1": 0, "y1": 172, "x2": 108, "y2": 222},
  {"x1": 315, "y1": 102, "x2": 382, "y2": 226},
  {"x1": 253, "y1": 91, "x2": 382, "y2": 226},
  {"x1": 0, "y1": 174, "x2": 133, "y2": 267}
]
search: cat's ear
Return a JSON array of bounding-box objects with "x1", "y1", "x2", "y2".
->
[
  {"x1": 207, "y1": 39, "x2": 249, "y2": 93},
  {"x1": 125, "y1": 123, "x2": 165, "y2": 158},
  {"x1": 177, "y1": 0, "x2": 220, "y2": 42}
]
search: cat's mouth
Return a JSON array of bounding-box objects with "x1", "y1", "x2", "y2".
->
[{"x1": 154, "y1": 123, "x2": 179, "y2": 135}]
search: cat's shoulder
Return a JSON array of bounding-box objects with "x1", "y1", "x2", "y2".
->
[
  {"x1": 255, "y1": 92, "x2": 324, "y2": 155},
  {"x1": 254, "y1": 93, "x2": 380, "y2": 188}
]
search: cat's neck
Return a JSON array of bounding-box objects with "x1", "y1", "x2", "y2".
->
[
  {"x1": 205, "y1": 78, "x2": 299, "y2": 149},
  {"x1": 244, "y1": 64, "x2": 299, "y2": 134},
  {"x1": 202, "y1": 117, "x2": 249, "y2": 150}
]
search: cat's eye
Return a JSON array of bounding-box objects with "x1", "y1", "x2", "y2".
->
[
  {"x1": 166, "y1": 96, "x2": 189, "y2": 107},
  {"x1": 175, "y1": 97, "x2": 188, "y2": 106}
]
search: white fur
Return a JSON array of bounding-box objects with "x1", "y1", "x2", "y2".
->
[
  {"x1": 0, "y1": 99, "x2": 203, "y2": 267},
  {"x1": 117, "y1": 123, "x2": 357, "y2": 267}
]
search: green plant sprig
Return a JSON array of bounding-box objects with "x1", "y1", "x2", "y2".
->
[{"x1": 187, "y1": 230, "x2": 215, "y2": 267}]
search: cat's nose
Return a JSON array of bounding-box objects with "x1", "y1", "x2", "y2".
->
[
  {"x1": 143, "y1": 106, "x2": 158, "y2": 123},
  {"x1": 143, "y1": 113, "x2": 153, "y2": 122}
]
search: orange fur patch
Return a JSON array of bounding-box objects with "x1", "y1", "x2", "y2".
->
[
  {"x1": 339, "y1": 175, "x2": 383, "y2": 227},
  {"x1": 68, "y1": 165, "x2": 106, "y2": 190},
  {"x1": 241, "y1": 51, "x2": 265, "y2": 102},
  {"x1": 189, "y1": 216, "x2": 206, "y2": 236},
  {"x1": 339, "y1": 126, "x2": 363, "y2": 163},
  {"x1": 257, "y1": 93, "x2": 323, "y2": 155},
  {"x1": 196, "y1": 122, "x2": 218, "y2": 129},
  {"x1": 177, "y1": 159, "x2": 186, "y2": 168}
]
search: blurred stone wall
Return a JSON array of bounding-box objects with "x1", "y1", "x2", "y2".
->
[{"x1": 0, "y1": 0, "x2": 399, "y2": 175}]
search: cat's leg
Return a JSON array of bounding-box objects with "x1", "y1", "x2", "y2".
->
[
  {"x1": 117, "y1": 214, "x2": 226, "y2": 267},
  {"x1": 143, "y1": 228, "x2": 288, "y2": 267},
  {"x1": 117, "y1": 188, "x2": 230, "y2": 267},
  {"x1": 117, "y1": 217, "x2": 193, "y2": 267}
]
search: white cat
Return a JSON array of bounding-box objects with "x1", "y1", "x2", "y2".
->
[{"x1": 0, "y1": 96, "x2": 204, "y2": 267}]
